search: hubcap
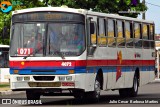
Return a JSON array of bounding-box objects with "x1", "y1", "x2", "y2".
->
[
  {"x1": 134, "y1": 77, "x2": 138, "y2": 92},
  {"x1": 95, "y1": 79, "x2": 101, "y2": 98}
]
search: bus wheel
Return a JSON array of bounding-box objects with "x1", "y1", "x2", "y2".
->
[
  {"x1": 128, "y1": 74, "x2": 138, "y2": 97},
  {"x1": 86, "y1": 76, "x2": 101, "y2": 101},
  {"x1": 26, "y1": 90, "x2": 41, "y2": 100},
  {"x1": 73, "y1": 90, "x2": 84, "y2": 99},
  {"x1": 119, "y1": 74, "x2": 138, "y2": 97}
]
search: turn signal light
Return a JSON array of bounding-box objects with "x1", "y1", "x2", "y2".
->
[
  {"x1": 13, "y1": 70, "x2": 19, "y2": 74},
  {"x1": 68, "y1": 70, "x2": 74, "y2": 74}
]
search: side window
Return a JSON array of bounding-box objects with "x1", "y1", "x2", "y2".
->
[
  {"x1": 108, "y1": 19, "x2": 116, "y2": 47},
  {"x1": 117, "y1": 20, "x2": 125, "y2": 47},
  {"x1": 142, "y1": 24, "x2": 150, "y2": 48},
  {"x1": 134, "y1": 23, "x2": 142, "y2": 48},
  {"x1": 150, "y1": 24, "x2": 155, "y2": 49},
  {"x1": 90, "y1": 21, "x2": 97, "y2": 45},
  {"x1": 125, "y1": 21, "x2": 133, "y2": 47},
  {"x1": 142, "y1": 24, "x2": 149, "y2": 39},
  {"x1": 98, "y1": 18, "x2": 107, "y2": 46}
]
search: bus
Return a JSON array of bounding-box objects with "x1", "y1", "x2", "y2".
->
[
  {"x1": 0, "y1": 44, "x2": 10, "y2": 82},
  {"x1": 155, "y1": 40, "x2": 160, "y2": 79},
  {"x1": 9, "y1": 6, "x2": 155, "y2": 100}
]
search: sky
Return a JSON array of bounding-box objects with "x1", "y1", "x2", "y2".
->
[{"x1": 138, "y1": 0, "x2": 160, "y2": 34}]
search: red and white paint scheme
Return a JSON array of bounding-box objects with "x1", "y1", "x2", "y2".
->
[{"x1": 9, "y1": 6, "x2": 155, "y2": 100}]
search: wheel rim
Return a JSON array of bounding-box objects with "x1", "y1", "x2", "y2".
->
[
  {"x1": 134, "y1": 77, "x2": 138, "y2": 92},
  {"x1": 95, "y1": 79, "x2": 101, "y2": 98}
]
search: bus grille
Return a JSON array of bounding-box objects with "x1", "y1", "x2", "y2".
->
[{"x1": 33, "y1": 76, "x2": 55, "y2": 81}]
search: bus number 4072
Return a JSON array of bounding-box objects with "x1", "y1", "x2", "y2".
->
[{"x1": 61, "y1": 62, "x2": 72, "y2": 66}]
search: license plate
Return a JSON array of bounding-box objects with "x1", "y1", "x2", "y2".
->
[{"x1": 28, "y1": 82, "x2": 61, "y2": 87}]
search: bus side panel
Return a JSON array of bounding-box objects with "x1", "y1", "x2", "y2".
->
[
  {"x1": 84, "y1": 73, "x2": 96, "y2": 91},
  {"x1": 124, "y1": 48, "x2": 135, "y2": 88},
  {"x1": 140, "y1": 49, "x2": 154, "y2": 86},
  {"x1": 149, "y1": 49, "x2": 156, "y2": 82}
]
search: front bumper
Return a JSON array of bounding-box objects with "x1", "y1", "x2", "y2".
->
[{"x1": 10, "y1": 74, "x2": 85, "y2": 91}]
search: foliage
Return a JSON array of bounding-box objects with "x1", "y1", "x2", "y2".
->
[
  {"x1": 0, "y1": 83, "x2": 10, "y2": 88},
  {"x1": 0, "y1": 0, "x2": 45, "y2": 45},
  {"x1": 43, "y1": 0, "x2": 147, "y2": 17}
]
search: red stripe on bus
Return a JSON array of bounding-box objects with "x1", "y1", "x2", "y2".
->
[{"x1": 10, "y1": 60, "x2": 155, "y2": 68}]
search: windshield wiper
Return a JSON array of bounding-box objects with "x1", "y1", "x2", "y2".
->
[
  {"x1": 58, "y1": 52, "x2": 65, "y2": 59},
  {"x1": 51, "y1": 50, "x2": 65, "y2": 59}
]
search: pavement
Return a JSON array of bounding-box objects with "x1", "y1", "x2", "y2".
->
[
  {"x1": 0, "y1": 90, "x2": 25, "y2": 96},
  {"x1": 153, "y1": 78, "x2": 160, "y2": 82},
  {"x1": 0, "y1": 79, "x2": 160, "y2": 96},
  {"x1": 0, "y1": 84, "x2": 25, "y2": 96}
]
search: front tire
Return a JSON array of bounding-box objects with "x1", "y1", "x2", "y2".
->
[
  {"x1": 26, "y1": 90, "x2": 41, "y2": 100},
  {"x1": 85, "y1": 76, "x2": 101, "y2": 102}
]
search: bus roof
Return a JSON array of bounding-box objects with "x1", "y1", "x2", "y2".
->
[
  {"x1": 87, "y1": 11, "x2": 154, "y2": 24},
  {"x1": 12, "y1": 7, "x2": 87, "y2": 15},
  {"x1": 0, "y1": 44, "x2": 9, "y2": 48},
  {"x1": 12, "y1": 7, "x2": 154, "y2": 24}
]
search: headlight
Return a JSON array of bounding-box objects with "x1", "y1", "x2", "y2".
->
[
  {"x1": 66, "y1": 76, "x2": 72, "y2": 81},
  {"x1": 24, "y1": 76, "x2": 30, "y2": 81},
  {"x1": 17, "y1": 77, "x2": 23, "y2": 81},
  {"x1": 59, "y1": 76, "x2": 65, "y2": 81}
]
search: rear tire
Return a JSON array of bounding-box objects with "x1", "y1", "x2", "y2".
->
[
  {"x1": 119, "y1": 74, "x2": 138, "y2": 97},
  {"x1": 128, "y1": 74, "x2": 138, "y2": 97}
]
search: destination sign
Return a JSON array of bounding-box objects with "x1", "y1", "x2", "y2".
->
[{"x1": 12, "y1": 12, "x2": 85, "y2": 23}]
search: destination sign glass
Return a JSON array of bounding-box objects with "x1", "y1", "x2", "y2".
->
[{"x1": 12, "y1": 12, "x2": 85, "y2": 23}]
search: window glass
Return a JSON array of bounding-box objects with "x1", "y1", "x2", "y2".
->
[
  {"x1": 10, "y1": 23, "x2": 46, "y2": 56},
  {"x1": 98, "y1": 18, "x2": 106, "y2": 46},
  {"x1": 47, "y1": 23, "x2": 85, "y2": 56},
  {"x1": 125, "y1": 21, "x2": 133, "y2": 47},
  {"x1": 142, "y1": 24, "x2": 148, "y2": 39},
  {"x1": 142, "y1": 24, "x2": 150, "y2": 48},
  {"x1": 134, "y1": 23, "x2": 142, "y2": 48},
  {"x1": 150, "y1": 24, "x2": 154, "y2": 40},
  {"x1": 108, "y1": 19, "x2": 116, "y2": 47},
  {"x1": 117, "y1": 20, "x2": 125, "y2": 47},
  {"x1": 150, "y1": 24, "x2": 155, "y2": 49},
  {"x1": 134, "y1": 23, "x2": 141, "y2": 39},
  {"x1": 90, "y1": 22, "x2": 96, "y2": 44}
]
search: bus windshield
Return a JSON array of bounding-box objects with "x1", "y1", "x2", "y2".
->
[
  {"x1": 10, "y1": 12, "x2": 85, "y2": 57},
  {"x1": 47, "y1": 23, "x2": 85, "y2": 56}
]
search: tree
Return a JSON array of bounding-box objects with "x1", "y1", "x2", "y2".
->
[
  {"x1": 43, "y1": 0, "x2": 147, "y2": 18},
  {"x1": 0, "y1": 0, "x2": 45, "y2": 45}
]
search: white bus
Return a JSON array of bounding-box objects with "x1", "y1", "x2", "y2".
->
[
  {"x1": 0, "y1": 44, "x2": 10, "y2": 82},
  {"x1": 9, "y1": 6, "x2": 155, "y2": 100}
]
